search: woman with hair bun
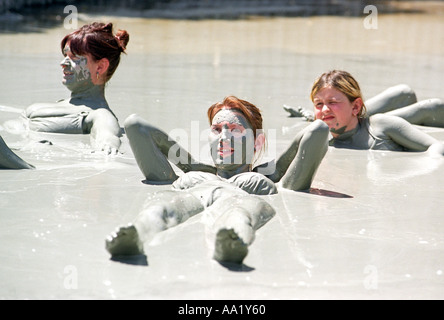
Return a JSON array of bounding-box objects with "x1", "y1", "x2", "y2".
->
[
  {"x1": 24, "y1": 22, "x2": 129, "y2": 154},
  {"x1": 0, "y1": 22, "x2": 128, "y2": 168}
]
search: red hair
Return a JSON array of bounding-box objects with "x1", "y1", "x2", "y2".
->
[
  {"x1": 208, "y1": 96, "x2": 266, "y2": 167},
  {"x1": 207, "y1": 96, "x2": 263, "y2": 138},
  {"x1": 61, "y1": 22, "x2": 129, "y2": 82}
]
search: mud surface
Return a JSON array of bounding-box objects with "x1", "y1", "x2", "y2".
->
[{"x1": 0, "y1": 4, "x2": 443, "y2": 299}]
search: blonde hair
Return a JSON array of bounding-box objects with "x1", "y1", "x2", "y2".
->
[{"x1": 310, "y1": 70, "x2": 367, "y2": 118}]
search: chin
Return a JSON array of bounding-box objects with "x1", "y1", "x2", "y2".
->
[{"x1": 212, "y1": 157, "x2": 225, "y2": 165}]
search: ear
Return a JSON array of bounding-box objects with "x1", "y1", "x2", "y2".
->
[
  {"x1": 254, "y1": 132, "x2": 266, "y2": 154},
  {"x1": 96, "y1": 58, "x2": 110, "y2": 77},
  {"x1": 352, "y1": 97, "x2": 363, "y2": 116}
]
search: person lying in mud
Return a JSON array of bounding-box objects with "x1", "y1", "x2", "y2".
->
[
  {"x1": 286, "y1": 70, "x2": 444, "y2": 157},
  {"x1": 24, "y1": 22, "x2": 129, "y2": 155},
  {"x1": 106, "y1": 96, "x2": 329, "y2": 264},
  {"x1": 284, "y1": 73, "x2": 444, "y2": 129}
]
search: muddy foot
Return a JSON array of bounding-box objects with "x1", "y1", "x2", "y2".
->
[
  {"x1": 105, "y1": 224, "x2": 144, "y2": 256},
  {"x1": 213, "y1": 228, "x2": 248, "y2": 264}
]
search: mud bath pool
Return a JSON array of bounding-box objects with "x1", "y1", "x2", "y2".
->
[{"x1": 0, "y1": 9, "x2": 443, "y2": 299}]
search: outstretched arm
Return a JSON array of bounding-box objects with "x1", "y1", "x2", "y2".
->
[
  {"x1": 26, "y1": 102, "x2": 90, "y2": 119},
  {"x1": 0, "y1": 136, "x2": 34, "y2": 169},
  {"x1": 371, "y1": 114, "x2": 444, "y2": 157},
  {"x1": 124, "y1": 114, "x2": 216, "y2": 183},
  {"x1": 25, "y1": 102, "x2": 93, "y2": 134},
  {"x1": 258, "y1": 119, "x2": 329, "y2": 191}
]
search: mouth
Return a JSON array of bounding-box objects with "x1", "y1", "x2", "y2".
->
[
  {"x1": 63, "y1": 69, "x2": 74, "y2": 76},
  {"x1": 322, "y1": 115, "x2": 335, "y2": 122},
  {"x1": 217, "y1": 141, "x2": 234, "y2": 157},
  {"x1": 217, "y1": 147, "x2": 234, "y2": 157}
]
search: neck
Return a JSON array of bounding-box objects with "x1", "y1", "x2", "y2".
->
[
  {"x1": 330, "y1": 118, "x2": 359, "y2": 138},
  {"x1": 216, "y1": 164, "x2": 251, "y2": 179},
  {"x1": 69, "y1": 85, "x2": 108, "y2": 109}
]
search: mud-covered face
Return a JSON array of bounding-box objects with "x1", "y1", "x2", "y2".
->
[
  {"x1": 208, "y1": 108, "x2": 256, "y2": 173},
  {"x1": 61, "y1": 45, "x2": 94, "y2": 92}
]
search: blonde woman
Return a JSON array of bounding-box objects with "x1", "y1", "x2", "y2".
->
[
  {"x1": 285, "y1": 74, "x2": 444, "y2": 129},
  {"x1": 309, "y1": 70, "x2": 444, "y2": 156}
]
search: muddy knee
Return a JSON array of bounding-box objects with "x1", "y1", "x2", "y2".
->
[
  {"x1": 124, "y1": 114, "x2": 146, "y2": 133},
  {"x1": 425, "y1": 98, "x2": 444, "y2": 109},
  {"x1": 391, "y1": 84, "x2": 417, "y2": 104},
  {"x1": 307, "y1": 120, "x2": 329, "y2": 147}
]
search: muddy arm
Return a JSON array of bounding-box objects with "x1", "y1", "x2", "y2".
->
[
  {"x1": 259, "y1": 119, "x2": 329, "y2": 191},
  {"x1": 85, "y1": 108, "x2": 122, "y2": 154}
]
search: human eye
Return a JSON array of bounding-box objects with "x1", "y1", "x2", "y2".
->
[
  {"x1": 314, "y1": 102, "x2": 323, "y2": 109},
  {"x1": 67, "y1": 53, "x2": 82, "y2": 62},
  {"x1": 64, "y1": 54, "x2": 77, "y2": 64},
  {"x1": 211, "y1": 125, "x2": 221, "y2": 134},
  {"x1": 230, "y1": 126, "x2": 246, "y2": 137},
  {"x1": 65, "y1": 50, "x2": 74, "y2": 58}
]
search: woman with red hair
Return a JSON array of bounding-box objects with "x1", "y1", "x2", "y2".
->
[
  {"x1": 0, "y1": 22, "x2": 129, "y2": 169},
  {"x1": 25, "y1": 22, "x2": 129, "y2": 154},
  {"x1": 106, "y1": 96, "x2": 328, "y2": 264}
]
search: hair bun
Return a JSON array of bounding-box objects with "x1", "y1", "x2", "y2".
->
[
  {"x1": 115, "y1": 29, "x2": 129, "y2": 52},
  {"x1": 102, "y1": 22, "x2": 113, "y2": 33}
]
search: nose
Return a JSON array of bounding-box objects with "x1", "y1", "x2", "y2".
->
[
  {"x1": 321, "y1": 103, "x2": 331, "y2": 113},
  {"x1": 60, "y1": 56, "x2": 70, "y2": 67},
  {"x1": 219, "y1": 126, "x2": 231, "y2": 141}
]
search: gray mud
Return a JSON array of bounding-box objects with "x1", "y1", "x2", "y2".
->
[{"x1": 0, "y1": 4, "x2": 443, "y2": 299}]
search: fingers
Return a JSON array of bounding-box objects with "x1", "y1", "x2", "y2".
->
[{"x1": 91, "y1": 144, "x2": 119, "y2": 155}]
